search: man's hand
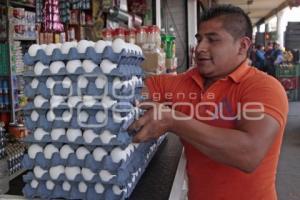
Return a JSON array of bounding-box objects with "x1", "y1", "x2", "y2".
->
[{"x1": 128, "y1": 101, "x2": 173, "y2": 143}]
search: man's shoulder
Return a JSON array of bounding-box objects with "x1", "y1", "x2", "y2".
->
[
  {"x1": 240, "y1": 67, "x2": 285, "y2": 93},
  {"x1": 155, "y1": 67, "x2": 196, "y2": 82}
]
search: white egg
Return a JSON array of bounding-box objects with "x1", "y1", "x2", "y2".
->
[
  {"x1": 56, "y1": 43, "x2": 62, "y2": 48},
  {"x1": 46, "y1": 77, "x2": 55, "y2": 89},
  {"x1": 112, "y1": 77, "x2": 123, "y2": 89},
  {"x1": 62, "y1": 110, "x2": 72, "y2": 122},
  {"x1": 112, "y1": 38, "x2": 126, "y2": 53},
  {"x1": 100, "y1": 59, "x2": 117, "y2": 74},
  {"x1": 50, "y1": 95, "x2": 65, "y2": 108},
  {"x1": 95, "y1": 75, "x2": 107, "y2": 89},
  {"x1": 33, "y1": 166, "x2": 47, "y2": 178},
  {"x1": 30, "y1": 110, "x2": 39, "y2": 122},
  {"x1": 81, "y1": 168, "x2": 95, "y2": 181},
  {"x1": 101, "y1": 96, "x2": 117, "y2": 109},
  {"x1": 46, "y1": 180, "x2": 55, "y2": 190},
  {"x1": 113, "y1": 112, "x2": 123, "y2": 123},
  {"x1": 30, "y1": 78, "x2": 39, "y2": 89},
  {"x1": 83, "y1": 129, "x2": 98, "y2": 143},
  {"x1": 44, "y1": 144, "x2": 59, "y2": 159},
  {"x1": 46, "y1": 110, "x2": 56, "y2": 122},
  {"x1": 131, "y1": 44, "x2": 137, "y2": 54},
  {"x1": 95, "y1": 40, "x2": 109, "y2": 53},
  {"x1": 45, "y1": 43, "x2": 58, "y2": 56},
  {"x1": 28, "y1": 144, "x2": 43, "y2": 159},
  {"x1": 30, "y1": 179, "x2": 39, "y2": 188},
  {"x1": 60, "y1": 144, "x2": 74, "y2": 159},
  {"x1": 49, "y1": 165, "x2": 64, "y2": 180},
  {"x1": 78, "y1": 76, "x2": 89, "y2": 88},
  {"x1": 106, "y1": 41, "x2": 112, "y2": 46},
  {"x1": 99, "y1": 170, "x2": 115, "y2": 182},
  {"x1": 62, "y1": 77, "x2": 72, "y2": 88},
  {"x1": 76, "y1": 146, "x2": 89, "y2": 160},
  {"x1": 28, "y1": 44, "x2": 42, "y2": 57},
  {"x1": 50, "y1": 61, "x2": 65, "y2": 74},
  {"x1": 61, "y1": 42, "x2": 75, "y2": 54},
  {"x1": 67, "y1": 96, "x2": 81, "y2": 108},
  {"x1": 66, "y1": 129, "x2": 82, "y2": 142},
  {"x1": 131, "y1": 76, "x2": 139, "y2": 86},
  {"x1": 95, "y1": 111, "x2": 106, "y2": 123},
  {"x1": 110, "y1": 147, "x2": 126, "y2": 163},
  {"x1": 33, "y1": 128, "x2": 49, "y2": 141},
  {"x1": 124, "y1": 43, "x2": 132, "y2": 53},
  {"x1": 51, "y1": 128, "x2": 65, "y2": 141},
  {"x1": 112, "y1": 185, "x2": 123, "y2": 195},
  {"x1": 34, "y1": 95, "x2": 48, "y2": 108},
  {"x1": 99, "y1": 130, "x2": 116, "y2": 144},
  {"x1": 62, "y1": 181, "x2": 71, "y2": 191},
  {"x1": 78, "y1": 111, "x2": 89, "y2": 123},
  {"x1": 123, "y1": 146, "x2": 131, "y2": 158},
  {"x1": 78, "y1": 40, "x2": 94, "y2": 54},
  {"x1": 70, "y1": 41, "x2": 78, "y2": 47},
  {"x1": 40, "y1": 44, "x2": 47, "y2": 50},
  {"x1": 93, "y1": 147, "x2": 107, "y2": 162},
  {"x1": 83, "y1": 96, "x2": 96, "y2": 107},
  {"x1": 137, "y1": 45, "x2": 143, "y2": 55},
  {"x1": 66, "y1": 60, "x2": 82, "y2": 73},
  {"x1": 78, "y1": 181, "x2": 87, "y2": 193},
  {"x1": 82, "y1": 60, "x2": 98, "y2": 73},
  {"x1": 126, "y1": 144, "x2": 135, "y2": 156},
  {"x1": 94, "y1": 183, "x2": 104, "y2": 194},
  {"x1": 65, "y1": 166, "x2": 81, "y2": 181}
]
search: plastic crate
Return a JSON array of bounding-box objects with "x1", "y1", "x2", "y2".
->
[
  {"x1": 278, "y1": 77, "x2": 299, "y2": 90},
  {"x1": 286, "y1": 89, "x2": 298, "y2": 102},
  {"x1": 276, "y1": 63, "x2": 300, "y2": 77}
]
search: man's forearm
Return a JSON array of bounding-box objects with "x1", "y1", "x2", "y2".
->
[{"x1": 169, "y1": 111, "x2": 267, "y2": 173}]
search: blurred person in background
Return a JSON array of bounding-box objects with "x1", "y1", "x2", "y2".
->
[{"x1": 254, "y1": 44, "x2": 265, "y2": 71}]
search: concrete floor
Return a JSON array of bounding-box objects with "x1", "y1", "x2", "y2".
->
[{"x1": 277, "y1": 102, "x2": 300, "y2": 200}]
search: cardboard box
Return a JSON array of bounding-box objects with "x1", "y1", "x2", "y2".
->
[{"x1": 141, "y1": 51, "x2": 166, "y2": 74}]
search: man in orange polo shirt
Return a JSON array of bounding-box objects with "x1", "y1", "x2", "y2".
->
[{"x1": 128, "y1": 5, "x2": 288, "y2": 200}]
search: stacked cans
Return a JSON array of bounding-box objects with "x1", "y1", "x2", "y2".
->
[
  {"x1": 6, "y1": 142, "x2": 26, "y2": 175},
  {"x1": 21, "y1": 39, "x2": 164, "y2": 200}
]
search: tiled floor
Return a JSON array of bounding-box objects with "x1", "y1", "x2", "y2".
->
[{"x1": 277, "y1": 102, "x2": 300, "y2": 200}]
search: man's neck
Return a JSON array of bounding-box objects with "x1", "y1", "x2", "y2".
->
[{"x1": 203, "y1": 58, "x2": 247, "y2": 90}]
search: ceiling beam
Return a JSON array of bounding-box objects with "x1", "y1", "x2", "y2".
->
[{"x1": 254, "y1": 1, "x2": 288, "y2": 26}]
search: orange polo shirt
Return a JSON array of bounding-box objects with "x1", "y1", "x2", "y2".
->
[{"x1": 145, "y1": 61, "x2": 288, "y2": 200}]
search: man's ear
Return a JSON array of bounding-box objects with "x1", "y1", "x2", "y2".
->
[{"x1": 238, "y1": 37, "x2": 252, "y2": 55}]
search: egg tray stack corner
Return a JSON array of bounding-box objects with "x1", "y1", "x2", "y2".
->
[{"x1": 21, "y1": 39, "x2": 165, "y2": 200}]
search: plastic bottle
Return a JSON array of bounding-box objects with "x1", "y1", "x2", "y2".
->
[{"x1": 168, "y1": 26, "x2": 176, "y2": 57}]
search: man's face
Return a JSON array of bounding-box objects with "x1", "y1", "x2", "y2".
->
[{"x1": 195, "y1": 18, "x2": 244, "y2": 79}]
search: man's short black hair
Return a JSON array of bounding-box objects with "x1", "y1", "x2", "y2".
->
[{"x1": 199, "y1": 4, "x2": 253, "y2": 41}]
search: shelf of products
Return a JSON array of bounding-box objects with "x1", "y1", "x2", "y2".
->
[
  {"x1": 276, "y1": 63, "x2": 300, "y2": 102},
  {"x1": 9, "y1": 1, "x2": 35, "y2": 9}
]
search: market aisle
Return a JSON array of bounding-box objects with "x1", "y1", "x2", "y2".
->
[{"x1": 277, "y1": 102, "x2": 300, "y2": 200}]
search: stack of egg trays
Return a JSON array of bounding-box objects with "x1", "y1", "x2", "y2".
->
[{"x1": 21, "y1": 40, "x2": 165, "y2": 200}]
